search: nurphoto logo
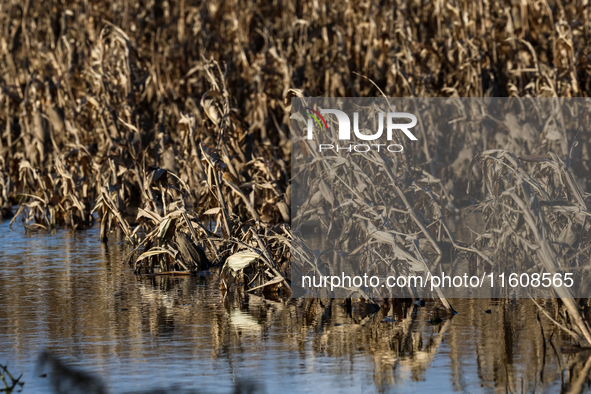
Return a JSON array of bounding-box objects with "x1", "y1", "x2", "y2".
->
[{"x1": 304, "y1": 108, "x2": 418, "y2": 153}]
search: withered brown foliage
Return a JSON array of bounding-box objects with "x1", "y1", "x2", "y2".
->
[{"x1": 1, "y1": 0, "x2": 591, "y2": 343}]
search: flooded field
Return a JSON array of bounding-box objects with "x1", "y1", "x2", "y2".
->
[
  {"x1": 1, "y1": 0, "x2": 591, "y2": 392},
  {"x1": 1, "y1": 219, "x2": 590, "y2": 394}
]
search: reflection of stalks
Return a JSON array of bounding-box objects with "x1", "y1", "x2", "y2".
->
[{"x1": 568, "y1": 354, "x2": 591, "y2": 394}]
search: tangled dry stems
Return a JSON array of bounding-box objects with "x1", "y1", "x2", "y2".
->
[{"x1": 0, "y1": 0, "x2": 591, "y2": 342}]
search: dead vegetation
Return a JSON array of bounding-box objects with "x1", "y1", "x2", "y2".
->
[
  {"x1": 0, "y1": 363, "x2": 24, "y2": 393},
  {"x1": 1, "y1": 0, "x2": 591, "y2": 345},
  {"x1": 471, "y1": 148, "x2": 591, "y2": 344}
]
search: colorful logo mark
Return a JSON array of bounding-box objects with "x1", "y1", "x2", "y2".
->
[{"x1": 304, "y1": 107, "x2": 328, "y2": 132}]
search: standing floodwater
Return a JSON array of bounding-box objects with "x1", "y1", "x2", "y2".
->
[{"x1": 0, "y1": 220, "x2": 590, "y2": 393}]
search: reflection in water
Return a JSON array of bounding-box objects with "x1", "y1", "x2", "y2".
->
[{"x1": 1, "y1": 220, "x2": 591, "y2": 393}]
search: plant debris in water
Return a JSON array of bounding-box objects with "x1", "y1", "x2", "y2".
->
[
  {"x1": 0, "y1": 0, "x2": 590, "y2": 351},
  {"x1": 0, "y1": 364, "x2": 24, "y2": 393}
]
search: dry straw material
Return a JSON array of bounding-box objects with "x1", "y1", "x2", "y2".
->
[{"x1": 1, "y1": 0, "x2": 591, "y2": 344}]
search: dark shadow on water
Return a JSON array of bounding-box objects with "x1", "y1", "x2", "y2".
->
[{"x1": 37, "y1": 351, "x2": 265, "y2": 394}]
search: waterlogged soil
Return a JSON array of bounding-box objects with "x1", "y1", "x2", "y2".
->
[{"x1": 1, "y1": 220, "x2": 590, "y2": 393}]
